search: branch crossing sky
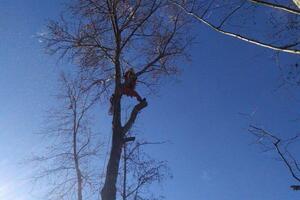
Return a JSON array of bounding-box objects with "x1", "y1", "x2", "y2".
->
[{"x1": 0, "y1": 1, "x2": 299, "y2": 199}]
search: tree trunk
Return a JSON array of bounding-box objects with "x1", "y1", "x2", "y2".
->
[
  {"x1": 122, "y1": 143, "x2": 127, "y2": 200},
  {"x1": 101, "y1": 128, "x2": 123, "y2": 200},
  {"x1": 75, "y1": 164, "x2": 83, "y2": 200},
  {"x1": 73, "y1": 116, "x2": 83, "y2": 200}
]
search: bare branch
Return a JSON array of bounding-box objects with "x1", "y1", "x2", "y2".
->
[
  {"x1": 248, "y1": 0, "x2": 300, "y2": 15},
  {"x1": 172, "y1": 1, "x2": 300, "y2": 55},
  {"x1": 249, "y1": 125, "x2": 300, "y2": 185},
  {"x1": 119, "y1": 140, "x2": 170, "y2": 200}
]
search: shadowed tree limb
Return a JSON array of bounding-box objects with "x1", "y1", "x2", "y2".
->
[{"x1": 122, "y1": 100, "x2": 148, "y2": 136}]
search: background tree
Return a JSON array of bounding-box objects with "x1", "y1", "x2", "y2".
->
[
  {"x1": 118, "y1": 139, "x2": 170, "y2": 200},
  {"x1": 30, "y1": 74, "x2": 101, "y2": 200},
  {"x1": 41, "y1": 1, "x2": 192, "y2": 200}
]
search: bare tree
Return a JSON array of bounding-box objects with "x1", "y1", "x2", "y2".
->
[
  {"x1": 249, "y1": 125, "x2": 300, "y2": 191},
  {"x1": 118, "y1": 139, "x2": 170, "y2": 200},
  {"x1": 172, "y1": 0, "x2": 300, "y2": 55},
  {"x1": 31, "y1": 73, "x2": 101, "y2": 200},
  {"x1": 41, "y1": 1, "x2": 192, "y2": 200}
]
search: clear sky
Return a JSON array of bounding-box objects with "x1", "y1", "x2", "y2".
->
[{"x1": 0, "y1": 0, "x2": 299, "y2": 200}]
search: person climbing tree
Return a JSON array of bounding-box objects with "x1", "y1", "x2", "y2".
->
[
  {"x1": 122, "y1": 68, "x2": 143, "y2": 102},
  {"x1": 43, "y1": 1, "x2": 191, "y2": 200},
  {"x1": 109, "y1": 68, "x2": 144, "y2": 114}
]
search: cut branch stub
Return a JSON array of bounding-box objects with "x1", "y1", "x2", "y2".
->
[
  {"x1": 124, "y1": 137, "x2": 136, "y2": 143},
  {"x1": 291, "y1": 185, "x2": 300, "y2": 191}
]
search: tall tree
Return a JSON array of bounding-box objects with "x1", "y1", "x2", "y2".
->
[
  {"x1": 31, "y1": 74, "x2": 100, "y2": 200},
  {"x1": 41, "y1": 1, "x2": 191, "y2": 200}
]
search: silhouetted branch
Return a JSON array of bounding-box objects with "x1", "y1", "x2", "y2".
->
[
  {"x1": 122, "y1": 100, "x2": 148, "y2": 136},
  {"x1": 249, "y1": 125, "x2": 300, "y2": 189}
]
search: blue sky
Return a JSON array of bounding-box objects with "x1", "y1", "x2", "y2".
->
[{"x1": 0, "y1": 0, "x2": 299, "y2": 200}]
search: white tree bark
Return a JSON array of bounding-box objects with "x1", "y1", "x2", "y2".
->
[{"x1": 294, "y1": 0, "x2": 300, "y2": 9}]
